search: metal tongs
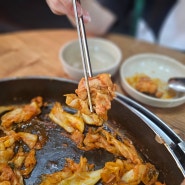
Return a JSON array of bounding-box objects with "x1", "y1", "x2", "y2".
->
[{"x1": 73, "y1": 0, "x2": 93, "y2": 112}]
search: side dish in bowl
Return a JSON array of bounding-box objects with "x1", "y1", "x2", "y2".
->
[
  {"x1": 126, "y1": 73, "x2": 176, "y2": 99},
  {"x1": 120, "y1": 53, "x2": 185, "y2": 107}
]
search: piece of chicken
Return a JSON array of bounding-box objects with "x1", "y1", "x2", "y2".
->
[
  {"x1": 65, "y1": 73, "x2": 116, "y2": 126},
  {"x1": 65, "y1": 94, "x2": 104, "y2": 126},
  {"x1": 0, "y1": 131, "x2": 19, "y2": 163},
  {"x1": 126, "y1": 74, "x2": 164, "y2": 98},
  {"x1": 135, "y1": 75, "x2": 158, "y2": 95},
  {"x1": 0, "y1": 163, "x2": 24, "y2": 185},
  {"x1": 1, "y1": 96, "x2": 43, "y2": 130},
  {"x1": 0, "y1": 106, "x2": 14, "y2": 115},
  {"x1": 20, "y1": 149, "x2": 37, "y2": 177},
  {"x1": 0, "y1": 130, "x2": 38, "y2": 176},
  {"x1": 101, "y1": 159, "x2": 159, "y2": 185}
]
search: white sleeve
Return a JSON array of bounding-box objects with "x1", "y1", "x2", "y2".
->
[
  {"x1": 81, "y1": 0, "x2": 117, "y2": 35},
  {"x1": 159, "y1": 0, "x2": 185, "y2": 51}
]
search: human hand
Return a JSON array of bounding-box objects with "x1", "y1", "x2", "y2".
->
[
  {"x1": 46, "y1": 0, "x2": 91, "y2": 23},
  {"x1": 181, "y1": 179, "x2": 185, "y2": 185}
]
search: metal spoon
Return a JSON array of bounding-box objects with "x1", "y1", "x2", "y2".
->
[{"x1": 168, "y1": 77, "x2": 185, "y2": 93}]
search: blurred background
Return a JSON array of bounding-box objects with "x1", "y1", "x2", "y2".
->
[
  {"x1": 0, "y1": 0, "x2": 175, "y2": 34},
  {"x1": 0, "y1": 0, "x2": 184, "y2": 51},
  {"x1": 0, "y1": 0, "x2": 73, "y2": 33}
]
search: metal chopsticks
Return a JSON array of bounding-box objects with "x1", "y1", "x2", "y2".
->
[{"x1": 73, "y1": 0, "x2": 93, "y2": 112}]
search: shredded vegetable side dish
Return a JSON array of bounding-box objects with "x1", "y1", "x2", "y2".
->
[{"x1": 0, "y1": 74, "x2": 166, "y2": 185}]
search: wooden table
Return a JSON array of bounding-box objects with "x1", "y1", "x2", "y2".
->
[{"x1": 0, "y1": 29, "x2": 185, "y2": 140}]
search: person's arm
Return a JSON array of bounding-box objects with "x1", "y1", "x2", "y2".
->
[
  {"x1": 80, "y1": 0, "x2": 116, "y2": 35},
  {"x1": 46, "y1": 0, "x2": 116, "y2": 35}
]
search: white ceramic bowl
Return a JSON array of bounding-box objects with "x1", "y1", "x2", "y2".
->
[
  {"x1": 60, "y1": 38, "x2": 122, "y2": 80},
  {"x1": 120, "y1": 53, "x2": 185, "y2": 108}
]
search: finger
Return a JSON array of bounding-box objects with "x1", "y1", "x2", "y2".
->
[
  {"x1": 46, "y1": 0, "x2": 67, "y2": 15},
  {"x1": 46, "y1": 0, "x2": 91, "y2": 23},
  {"x1": 71, "y1": 1, "x2": 91, "y2": 23},
  {"x1": 82, "y1": 9, "x2": 91, "y2": 23},
  {"x1": 64, "y1": 0, "x2": 91, "y2": 24},
  {"x1": 62, "y1": 0, "x2": 83, "y2": 17}
]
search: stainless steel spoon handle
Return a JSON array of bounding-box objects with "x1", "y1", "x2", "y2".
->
[{"x1": 168, "y1": 77, "x2": 185, "y2": 93}]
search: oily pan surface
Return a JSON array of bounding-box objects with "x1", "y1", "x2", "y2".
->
[{"x1": 0, "y1": 77, "x2": 184, "y2": 184}]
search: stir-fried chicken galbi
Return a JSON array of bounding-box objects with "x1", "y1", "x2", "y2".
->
[
  {"x1": 0, "y1": 74, "x2": 166, "y2": 185},
  {"x1": 101, "y1": 159, "x2": 159, "y2": 185},
  {"x1": 40, "y1": 156, "x2": 161, "y2": 185},
  {"x1": 1, "y1": 96, "x2": 43, "y2": 131},
  {"x1": 49, "y1": 74, "x2": 116, "y2": 132},
  {"x1": 66, "y1": 73, "x2": 116, "y2": 125},
  {"x1": 48, "y1": 73, "x2": 165, "y2": 185},
  {"x1": 49, "y1": 73, "x2": 116, "y2": 133},
  {"x1": 0, "y1": 130, "x2": 39, "y2": 184},
  {"x1": 0, "y1": 163, "x2": 23, "y2": 185},
  {"x1": 40, "y1": 157, "x2": 102, "y2": 185},
  {"x1": 71, "y1": 128, "x2": 142, "y2": 164},
  {"x1": 0, "y1": 97, "x2": 43, "y2": 184},
  {"x1": 69, "y1": 128, "x2": 161, "y2": 184}
]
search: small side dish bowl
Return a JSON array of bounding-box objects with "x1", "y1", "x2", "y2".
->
[
  {"x1": 120, "y1": 53, "x2": 185, "y2": 108},
  {"x1": 60, "y1": 38, "x2": 122, "y2": 80}
]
